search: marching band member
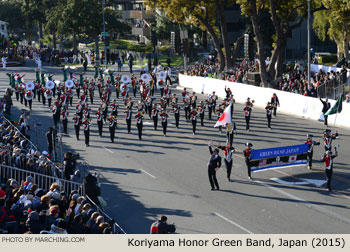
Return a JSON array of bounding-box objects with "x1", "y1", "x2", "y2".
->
[
  {"x1": 243, "y1": 142, "x2": 253, "y2": 180},
  {"x1": 80, "y1": 92, "x2": 87, "y2": 105},
  {"x1": 217, "y1": 142, "x2": 235, "y2": 181},
  {"x1": 323, "y1": 129, "x2": 338, "y2": 151},
  {"x1": 145, "y1": 96, "x2": 153, "y2": 118},
  {"x1": 152, "y1": 104, "x2": 159, "y2": 130},
  {"x1": 76, "y1": 101, "x2": 83, "y2": 121},
  {"x1": 88, "y1": 83, "x2": 94, "y2": 104},
  {"x1": 226, "y1": 122, "x2": 235, "y2": 148},
  {"x1": 131, "y1": 76, "x2": 138, "y2": 97},
  {"x1": 190, "y1": 92, "x2": 197, "y2": 109},
  {"x1": 135, "y1": 111, "x2": 144, "y2": 140},
  {"x1": 82, "y1": 117, "x2": 91, "y2": 147},
  {"x1": 150, "y1": 75, "x2": 155, "y2": 96},
  {"x1": 305, "y1": 134, "x2": 320, "y2": 169},
  {"x1": 110, "y1": 99, "x2": 118, "y2": 116},
  {"x1": 173, "y1": 103, "x2": 180, "y2": 129},
  {"x1": 51, "y1": 100, "x2": 61, "y2": 128},
  {"x1": 158, "y1": 79, "x2": 165, "y2": 97},
  {"x1": 96, "y1": 108, "x2": 104, "y2": 137},
  {"x1": 41, "y1": 85, "x2": 46, "y2": 106},
  {"x1": 125, "y1": 103, "x2": 133, "y2": 134},
  {"x1": 25, "y1": 90, "x2": 34, "y2": 110},
  {"x1": 108, "y1": 115, "x2": 118, "y2": 143},
  {"x1": 206, "y1": 96, "x2": 214, "y2": 120},
  {"x1": 160, "y1": 109, "x2": 169, "y2": 137},
  {"x1": 211, "y1": 91, "x2": 218, "y2": 112},
  {"x1": 61, "y1": 107, "x2": 69, "y2": 134},
  {"x1": 73, "y1": 113, "x2": 81, "y2": 140},
  {"x1": 321, "y1": 147, "x2": 338, "y2": 191},
  {"x1": 45, "y1": 88, "x2": 53, "y2": 107},
  {"x1": 182, "y1": 88, "x2": 187, "y2": 99},
  {"x1": 184, "y1": 97, "x2": 191, "y2": 121},
  {"x1": 14, "y1": 83, "x2": 20, "y2": 102},
  {"x1": 190, "y1": 109, "x2": 198, "y2": 135},
  {"x1": 198, "y1": 101, "x2": 206, "y2": 126},
  {"x1": 243, "y1": 103, "x2": 252, "y2": 131},
  {"x1": 19, "y1": 84, "x2": 25, "y2": 104},
  {"x1": 115, "y1": 79, "x2": 120, "y2": 99}
]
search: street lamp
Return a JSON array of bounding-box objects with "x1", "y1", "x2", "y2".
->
[{"x1": 307, "y1": 0, "x2": 311, "y2": 88}]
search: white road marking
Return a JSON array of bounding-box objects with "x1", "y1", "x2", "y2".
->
[
  {"x1": 140, "y1": 169, "x2": 157, "y2": 179},
  {"x1": 214, "y1": 212, "x2": 253, "y2": 234},
  {"x1": 143, "y1": 122, "x2": 153, "y2": 125},
  {"x1": 103, "y1": 146, "x2": 114, "y2": 154},
  {"x1": 255, "y1": 180, "x2": 350, "y2": 225},
  {"x1": 301, "y1": 178, "x2": 326, "y2": 187}
]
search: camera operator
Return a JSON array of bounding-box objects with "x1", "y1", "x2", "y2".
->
[
  {"x1": 150, "y1": 215, "x2": 176, "y2": 234},
  {"x1": 83, "y1": 174, "x2": 101, "y2": 207},
  {"x1": 63, "y1": 151, "x2": 75, "y2": 180}
]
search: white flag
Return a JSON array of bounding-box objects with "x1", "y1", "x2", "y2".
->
[{"x1": 214, "y1": 103, "x2": 232, "y2": 127}]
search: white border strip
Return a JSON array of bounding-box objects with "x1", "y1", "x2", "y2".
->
[
  {"x1": 214, "y1": 212, "x2": 253, "y2": 234},
  {"x1": 140, "y1": 169, "x2": 157, "y2": 179}
]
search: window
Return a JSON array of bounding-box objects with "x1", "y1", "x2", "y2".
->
[{"x1": 227, "y1": 22, "x2": 245, "y2": 33}]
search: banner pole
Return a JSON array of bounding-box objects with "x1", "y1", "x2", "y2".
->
[{"x1": 333, "y1": 95, "x2": 342, "y2": 128}]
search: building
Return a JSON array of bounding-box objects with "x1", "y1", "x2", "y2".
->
[
  {"x1": 224, "y1": 5, "x2": 336, "y2": 60},
  {"x1": 113, "y1": 0, "x2": 154, "y2": 43},
  {"x1": 0, "y1": 20, "x2": 9, "y2": 39}
]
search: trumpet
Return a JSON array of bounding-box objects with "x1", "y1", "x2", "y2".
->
[{"x1": 88, "y1": 118, "x2": 92, "y2": 123}]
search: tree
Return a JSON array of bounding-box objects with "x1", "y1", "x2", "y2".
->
[
  {"x1": 0, "y1": 1, "x2": 26, "y2": 32},
  {"x1": 43, "y1": 0, "x2": 64, "y2": 49},
  {"x1": 145, "y1": 0, "x2": 243, "y2": 71},
  {"x1": 237, "y1": 0, "x2": 325, "y2": 86},
  {"x1": 313, "y1": 0, "x2": 350, "y2": 61},
  {"x1": 22, "y1": 0, "x2": 47, "y2": 47},
  {"x1": 237, "y1": 0, "x2": 272, "y2": 87}
]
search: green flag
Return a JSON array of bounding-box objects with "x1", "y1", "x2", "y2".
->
[{"x1": 325, "y1": 94, "x2": 344, "y2": 116}]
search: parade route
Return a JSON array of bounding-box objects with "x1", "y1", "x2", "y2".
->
[{"x1": 1, "y1": 61, "x2": 350, "y2": 234}]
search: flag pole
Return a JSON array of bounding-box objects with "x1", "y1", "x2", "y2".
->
[{"x1": 333, "y1": 95, "x2": 342, "y2": 128}]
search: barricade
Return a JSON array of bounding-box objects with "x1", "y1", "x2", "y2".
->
[
  {"x1": 179, "y1": 74, "x2": 350, "y2": 129},
  {"x1": 0, "y1": 164, "x2": 84, "y2": 195},
  {"x1": 85, "y1": 194, "x2": 126, "y2": 234}
]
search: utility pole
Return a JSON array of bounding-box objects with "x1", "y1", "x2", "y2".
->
[
  {"x1": 102, "y1": 0, "x2": 107, "y2": 68},
  {"x1": 307, "y1": 0, "x2": 311, "y2": 89},
  {"x1": 179, "y1": 25, "x2": 188, "y2": 72}
]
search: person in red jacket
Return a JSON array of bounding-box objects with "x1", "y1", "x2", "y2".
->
[{"x1": 321, "y1": 148, "x2": 338, "y2": 192}]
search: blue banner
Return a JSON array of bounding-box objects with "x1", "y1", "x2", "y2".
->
[
  {"x1": 250, "y1": 144, "x2": 309, "y2": 172},
  {"x1": 250, "y1": 144, "x2": 308, "y2": 160}
]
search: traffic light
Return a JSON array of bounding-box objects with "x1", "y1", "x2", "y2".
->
[{"x1": 180, "y1": 41, "x2": 184, "y2": 54}]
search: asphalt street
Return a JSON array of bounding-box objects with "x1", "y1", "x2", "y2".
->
[{"x1": 1, "y1": 60, "x2": 350, "y2": 234}]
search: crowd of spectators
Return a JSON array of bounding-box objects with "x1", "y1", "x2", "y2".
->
[
  {"x1": 0, "y1": 174, "x2": 109, "y2": 234},
  {"x1": 186, "y1": 59, "x2": 349, "y2": 98},
  {"x1": 0, "y1": 82, "x2": 113, "y2": 234}
]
